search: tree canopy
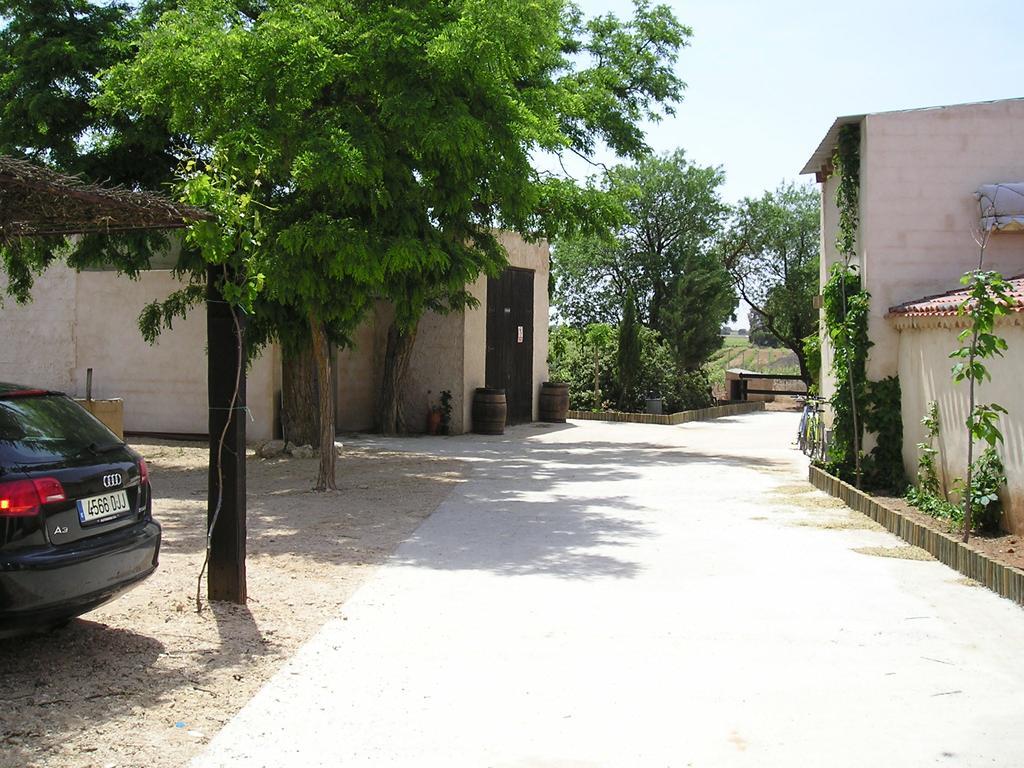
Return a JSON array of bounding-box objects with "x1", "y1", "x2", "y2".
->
[
  {"x1": 99, "y1": 0, "x2": 690, "y2": 481},
  {"x1": 0, "y1": 0, "x2": 185, "y2": 301},
  {"x1": 552, "y1": 149, "x2": 735, "y2": 370},
  {"x1": 722, "y1": 182, "x2": 820, "y2": 384}
]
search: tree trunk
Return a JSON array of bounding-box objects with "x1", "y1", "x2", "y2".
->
[
  {"x1": 308, "y1": 313, "x2": 336, "y2": 491},
  {"x1": 378, "y1": 320, "x2": 419, "y2": 435},
  {"x1": 794, "y1": 346, "x2": 812, "y2": 389},
  {"x1": 281, "y1": 341, "x2": 319, "y2": 447}
]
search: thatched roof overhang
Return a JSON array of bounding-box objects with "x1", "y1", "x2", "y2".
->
[{"x1": 0, "y1": 155, "x2": 212, "y2": 242}]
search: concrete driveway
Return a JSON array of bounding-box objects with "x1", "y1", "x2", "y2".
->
[{"x1": 194, "y1": 412, "x2": 1024, "y2": 767}]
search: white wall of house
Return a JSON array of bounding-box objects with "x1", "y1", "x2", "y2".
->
[
  {"x1": 860, "y1": 100, "x2": 1024, "y2": 380},
  {"x1": 816, "y1": 99, "x2": 1024, "y2": 399},
  {"x1": 895, "y1": 315, "x2": 1024, "y2": 534},
  {"x1": 0, "y1": 265, "x2": 279, "y2": 439},
  {"x1": 335, "y1": 313, "x2": 382, "y2": 433},
  {"x1": 2, "y1": 232, "x2": 548, "y2": 440}
]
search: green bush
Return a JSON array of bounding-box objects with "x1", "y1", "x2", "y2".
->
[{"x1": 548, "y1": 324, "x2": 715, "y2": 413}]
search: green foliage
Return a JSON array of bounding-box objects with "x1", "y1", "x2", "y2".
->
[
  {"x1": 0, "y1": 0, "x2": 180, "y2": 300},
  {"x1": 906, "y1": 402, "x2": 1007, "y2": 534},
  {"x1": 102, "y1": 0, "x2": 691, "y2": 440},
  {"x1": 616, "y1": 289, "x2": 642, "y2": 408},
  {"x1": 834, "y1": 124, "x2": 860, "y2": 260},
  {"x1": 950, "y1": 270, "x2": 1015, "y2": 450},
  {"x1": 439, "y1": 390, "x2": 453, "y2": 434},
  {"x1": 915, "y1": 401, "x2": 943, "y2": 498},
  {"x1": 0, "y1": 0, "x2": 174, "y2": 184},
  {"x1": 862, "y1": 376, "x2": 905, "y2": 492},
  {"x1": 748, "y1": 311, "x2": 784, "y2": 348},
  {"x1": 906, "y1": 402, "x2": 959, "y2": 522},
  {"x1": 820, "y1": 127, "x2": 902, "y2": 491},
  {"x1": 552, "y1": 149, "x2": 735, "y2": 372},
  {"x1": 959, "y1": 448, "x2": 1006, "y2": 532},
  {"x1": 948, "y1": 267, "x2": 1016, "y2": 537},
  {"x1": 549, "y1": 323, "x2": 712, "y2": 413},
  {"x1": 802, "y1": 332, "x2": 821, "y2": 393},
  {"x1": 822, "y1": 262, "x2": 869, "y2": 479},
  {"x1": 139, "y1": 154, "x2": 268, "y2": 346},
  {"x1": 660, "y1": 251, "x2": 733, "y2": 370},
  {"x1": 723, "y1": 182, "x2": 820, "y2": 384}
]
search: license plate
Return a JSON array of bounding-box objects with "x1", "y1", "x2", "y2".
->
[{"x1": 77, "y1": 490, "x2": 131, "y2": 523}]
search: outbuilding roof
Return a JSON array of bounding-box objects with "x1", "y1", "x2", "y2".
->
[
  {"x1": 0, "y1": 154, "x2": 211, "y2": 242},
  {"x1": 799, "y1": 114, "x2": 864, "y2": 178},
  {"x1": 887, "y1": 275, "x2": 1024, "y2": 319},
  {"x1": 800, "y1": 97, "x2": 1024, "y2": 178}
]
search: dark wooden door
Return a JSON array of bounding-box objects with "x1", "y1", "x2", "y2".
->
[{"x1": 486, "y1": 268, "x2": 534, "y2": 425}]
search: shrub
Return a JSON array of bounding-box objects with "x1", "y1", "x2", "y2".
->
[{"x1": 549, "y1": 324, "x2": 714, "y2": 413}]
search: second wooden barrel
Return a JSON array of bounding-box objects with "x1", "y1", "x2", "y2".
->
[
  {"x1": 538, "y1": 381, "x2": 569, "y2": 423},
  {"x1": 472, "y1": 388, "x2": 507, "y2": 434}
]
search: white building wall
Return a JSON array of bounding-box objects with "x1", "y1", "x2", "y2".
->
[
  {"x1": 860, "y1": 101, "x2": 1024, "y2": 382},
  {"x1": 0, "y1": 265, "x2": 279, "y2": 440},
  {"x1": 0, "y1": 264, "x2": 77, "y2": 392},
  {"x1": 897, "y1": 316, "x2": 1024, "y2": 534}
]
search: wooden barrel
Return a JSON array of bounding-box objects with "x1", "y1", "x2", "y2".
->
[
  {"x1": 472, "y1": 388, "x2": 507, "y2": 434},
  {"x1": 539, "y1": 381, "x2": 569, "y2": 423}
]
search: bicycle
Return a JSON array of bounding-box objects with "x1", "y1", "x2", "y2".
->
[{"x1": 796, "y1": 395, "x2": 827, "y2": 462}]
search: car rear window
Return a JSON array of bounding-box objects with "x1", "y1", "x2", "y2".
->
[{"x1": 0, "y1": 394, "x2": 122, "y2": 466}]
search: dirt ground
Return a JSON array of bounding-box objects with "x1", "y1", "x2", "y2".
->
[
  {"x1": 0, "y1": 440, "x2": 463, "y2": 768},
  {"x1": 874, "y1": 493, "x2": 1024, "y2": 572}
]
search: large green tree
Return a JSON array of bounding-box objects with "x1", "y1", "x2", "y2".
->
[
  {"x1": 722, "y1": 182, "x2": 820, "y2": 385},
  {"x1": 552, "y1": 149, "x2": 735, "y2": 367},
  {"x1": 103, "y1": 0, "x2": 689, "y2": 487},
  {"x1": 0, "y1": 0, "x2": 185, "y2": 300}
]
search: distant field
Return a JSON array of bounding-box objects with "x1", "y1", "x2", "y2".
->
[
  {"x1": 709, "y1": 336, "x2": 800, "y2": 399},
  {"x1": 721, "y1": 336, "x2": 751, "y2": 348}
]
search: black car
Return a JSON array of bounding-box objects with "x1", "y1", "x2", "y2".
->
[{"x1": 0, "y1": 383, "x2": 160, "y2": 636}]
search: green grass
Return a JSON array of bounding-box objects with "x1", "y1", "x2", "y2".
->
[{"x1": 721, "y1": 335, "x2": 751, "y2": 348}]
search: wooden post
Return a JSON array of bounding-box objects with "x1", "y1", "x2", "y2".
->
[{"x1": 206, "y1": 265, "x2": 247, "y2": 604}]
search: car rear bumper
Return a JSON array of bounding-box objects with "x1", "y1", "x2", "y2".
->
[{"x1": 0, "y1": 519, "x2": 161, "y2": 634}]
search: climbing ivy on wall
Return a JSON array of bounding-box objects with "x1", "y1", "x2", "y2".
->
[
  {"x1": 834, "y1": 124, "x2": 860, "y2": 258},
  {"x1": 822, "y1": 261, "x2": 869, "y2": 479},
  {"x1": 823, "y1": 123, "x2": 904, "y2": 490},
  {"x1": 824, "y1": 123, "x2": 867, "y2": 483},
  {"x1": 862, "y1": 376, "x2": 905, "y2": 492}
]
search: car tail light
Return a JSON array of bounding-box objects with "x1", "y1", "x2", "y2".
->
[
  {"x1": 138, "y1": 458, "x2": 149, "y2": 485},
  {"x1": 0, "y1": 477, "x2": 65, "y2": 517},
  {"x1": 33, "y1": 477, "x2": 67, "y2": 503}
]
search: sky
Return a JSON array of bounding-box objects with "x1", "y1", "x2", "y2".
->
[{"x1": 559, "y1": 0, "x2": 1024, "y2": 203}]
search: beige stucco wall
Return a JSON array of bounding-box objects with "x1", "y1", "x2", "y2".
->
[
  {"x1": 0, "y1": 263, "x2": 78, "y2": 391},
  {"x1": 896, "y1": 316, "x2": 1024, "y2": 534},
  {"x1": 461, "y1": 274, "x2": 488, "y2": 433},
  {"x1": 0, "y1": 265, "x2": 279, "y2": 440},
  {"x1": 338, "y1": 231, "x2": 550, "y2": 435},
  {"x1": 404, "y1": 306, "x2": 468, "y2": 434},
  {"x1": 336, "y1": 310, "x2": 381, "y2": 432},
  {"x1": 858, "y1": 100, "x2": 1024, "y2": 383}
]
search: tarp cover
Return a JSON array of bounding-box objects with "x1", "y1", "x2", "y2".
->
[{"x1": 977, "y1": 183, "x2": 1024, "y2": 231}]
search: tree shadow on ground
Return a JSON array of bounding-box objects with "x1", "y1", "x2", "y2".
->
[
  {"x1": 386, "y1": 438, "x2": 790, "y2": 580},
  {"x1": 133, "y1": 431, "x2": 791, "y2": 581},
  {"x1": 0, "y1": 597, "x2": 278, "y2": 764}
]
